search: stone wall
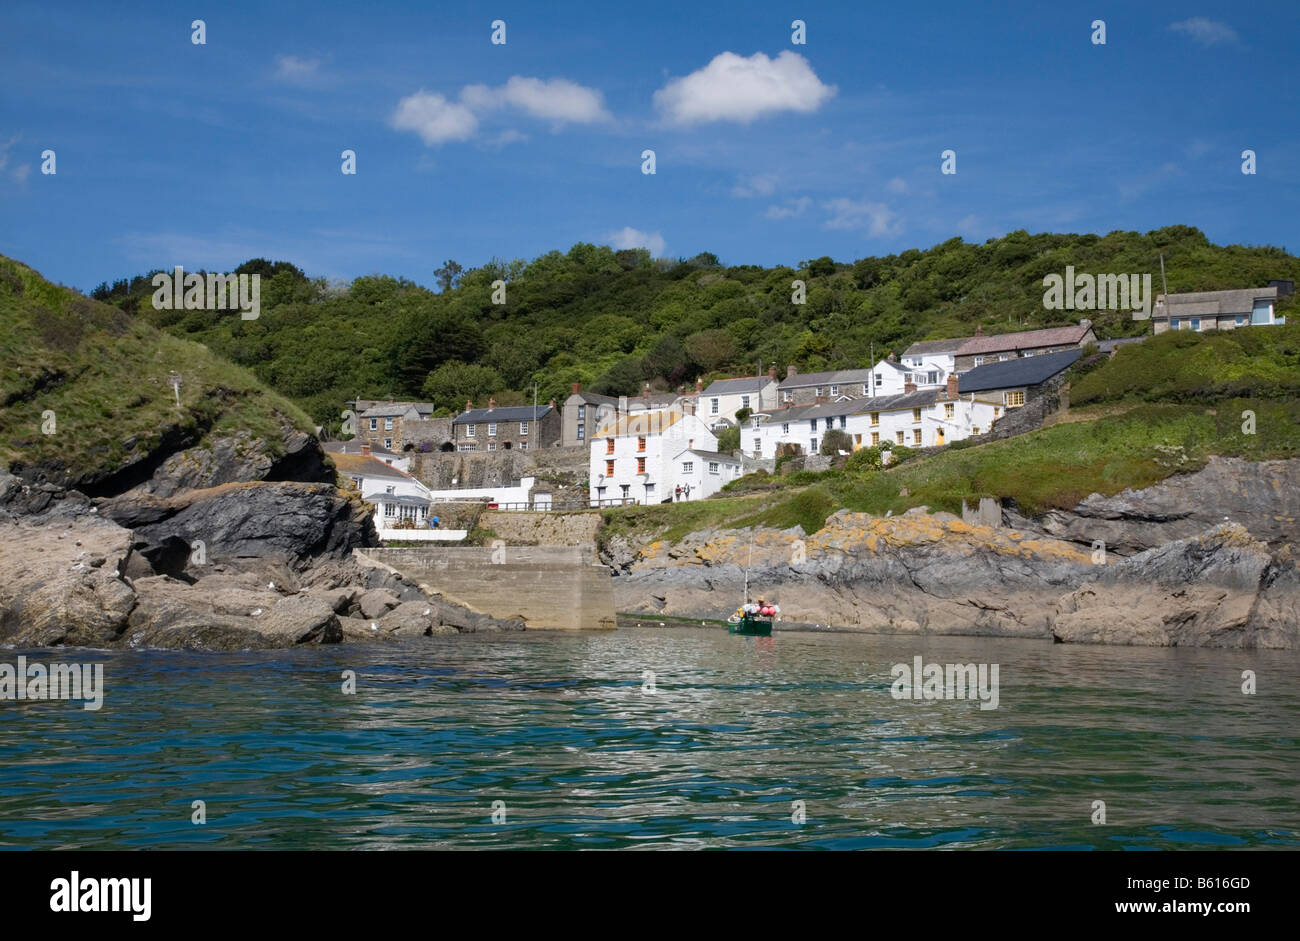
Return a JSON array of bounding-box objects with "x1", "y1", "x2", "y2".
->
[
  {"x1": 357, "y1": 545, "x2": 616, "y2": 630},
  {"x1": 407, "y1": 446, "x2": 590, "y2": 505},
  {"x1": 480, "y1": 510, "x2": 603, "y2": 546}
]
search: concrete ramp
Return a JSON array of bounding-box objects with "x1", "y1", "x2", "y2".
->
[{"x1": 356, "y1": 545, "x2": 616, "y2": 631}]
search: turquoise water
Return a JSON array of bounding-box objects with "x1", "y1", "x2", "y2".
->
[{"x1": 1, "y1": 627, "x2": 1297, "y2": 849}]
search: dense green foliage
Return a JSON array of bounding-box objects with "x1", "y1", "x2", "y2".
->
[
  {"x1": 88, "y1": 226, "x2": 1300, "y2": 429},
  {"x1": 2, "y1": 255, "x2": 314, "y2": 479}
]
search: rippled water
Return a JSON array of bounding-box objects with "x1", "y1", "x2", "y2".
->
[{"x1": 1, "y1": 627, "x2": 1297, "y2": 849}]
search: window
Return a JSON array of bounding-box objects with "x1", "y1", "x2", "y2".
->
[
  {"x1": 488, "y1": 442, "x2": 496, "y2": 451},
  {"x1": 1190, "y1": 318, "x2": 1201, "y2": 332},
  {"x1": 1170, "y1": 318, "x2": 1181, "y2": 330},
  {"x1": 385, "y1": 485, "x2": 395, "y2": 494},
  {"x1": 928, "y1": 371, "x2": 939, "y2": 384},
  {"x1": 830, "y1": 385, "x2": 839, "y2": 396},
  {"x1": 912, "y1": 407, "x2": 922, "y2": 422},
  {"x1": 709, "y1": 462, "x2": 720, "y2": 474},
  {"x1": 457, "y1": 443, "x2": 475, "y2": 452},
  {"x1": 605, "y1": 459, "x2": 615, "y2": 477},
  {"x1": 895, "y1": 431, "x2": 904, "y2": 444},
  {"x1": 1252, "y1": 302, "x2": 1272, "y2": 325},
  {"x1": 488, "y1": 422, "x2": 497, "y2": 436},
  {"x1": 974, "y1": 356, "x2": 985, "y2": 366},
  {"x1": 913, "y1": 429, "x2": 922, "y2": 445},
  {"x1": 1006, "y1": 390, "x2": 1026, "y2": 407},
  {"x1": 998, "y1": 354, "x2": 1011, "y2": 362},
  {"x1": 944, "y1": 403, "x2": 955, "y2": 419},
  {"x1": 838, "y1": 415, "x2": 847, "y2": 429},
  {"x1": 972, "y1": 426, "x2": 980, "y2": 435},
  {"x1": 783, "y1": 391, "x2": 793, "y2": 403},
  {"x1": 994, "y1": 407, "x2": 1001, "y2": 417},
  {"x1": 874, "y1": 373, "x2": 883, "y2": 387},
  {"x1": 810, "y1": 418, "x2": 818, "y2": 431},
  {"x1": 637, "y1": 436, "x2": 646, "y2": 451},
  {"x1": 577, "y1": 404, "x2": 585, "y2": 420},
  {"x1": 385, "y1": 417, "x2": 394, "y2": 430},
  {"x1": 863, "y1": 384, "x2": 870, "y2": 395},
  {"x1": 644, "y1": 483, "x2": 655, "y2": 497},
  {"x1": 606, "y1": 438, "x2": 615, "y2": 454},
  {"x1": 369, "y1": 418, "x2": 377, "y2": 431},
  {"x1": 741, "y1": 395, "x2": 750, "y2": 409},
  {"x1": 753, "y1": 438, "x2": 761, "y2": 453},
  {"x1": 383, "y1": 438, "x2": 392, "y2": 450},
  {"x1": 710, "y1": 398, "x2": 720, "y2": 415},
  {"x1": 810, "y1": 438, "x2": 818, "y2": 452},
  {"x1": 871, "y1": 431, "x2": 880, "y2": 445},
  {"x1": 577, "y1": 423, "x2": 585, "y2": 440},
  {"x1": 384, "y1": 502, "x2": 395, "y2": 517},
  {"x1": 751, "y1": 417, "x2": 760, "y2": 429},
  {"x1": 682, "y1": 461, "x2": 694, "y2": 474},
  {"x1": 637, "y1": 457, "x2": 646, "y2": 474},
  {"x1": 519, "y1": 441, "x2": 528, "y2": 450},
  {"x1": 870, "y1": 411, "x2": 879, "y2": 426},
  {"x1": 519, "y1": 421, "x2": 528, "y2": 435},
  {"x1": 1235, "y1": 315, "x2": 1245, "y2": 326},
  {"x1": 466, "y1": 424, "x2": 476, "y2": 438},
  {"x1": 782, "y1": 423, "x2": 789, "y2": 434}
]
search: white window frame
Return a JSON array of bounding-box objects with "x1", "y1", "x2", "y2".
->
[
  {"x1": 488, "y1": 422, "x2": 497, "y2": 436},
  {"x1": 520, "y1": 421, "x2": 529, "y2": 435},
  {"x1": 710, "y1": 398, "x2": 720, "y2": 415},
  {"x1": 466, "y1": 424, "x2": 476, "y2": 438},
  {"x1": 709, "y1": 462, "x2": 720, "y2": 474},
  {"x1": 682, "y1": 461, "x2": 694, "y2": 474},
  {"x1": 385, "y1": 417, "x2": 394, "y2": 430},
  {"x1": 369, "y1": 418, "x2": 378, "y2": 431}
]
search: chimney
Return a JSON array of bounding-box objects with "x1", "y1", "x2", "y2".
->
[
  {"x1": 974, "y1": 324, "x2": 984, "y2": 336},
  {"x1": 786, "y1": 365, "x2": 798, "y2": 379},
  {"x1": 548, "y1": 398, "x2": 556, "y2": 409},
  {"x1": 946, "y1": 373, "x2": 959, "y2": 399},
  {"x1": 688, "y1": 438, "x2": 693, "y2": 449},
  {"x1": 465, "y1": 399, "x2": 473, "y2": 412},
  {"x1": 488, "y1": 397, "x2": 496, "y2": 411},
  {"x1": 1079, "y1": 317, "x2": 1092, "y2": 329},
  {"x1": 695, "y1": 377, "x2": 704, "y2": 392},
  {"x1": 571, "y1": 381, "x2": 580, "y2": 395},
  {"x1": 768, "y1": 364, "x2": 778, "y2": 380},
  {"x1": 887, "y1": 351, "x2": 897, "y2": 363},
  {"x1": 643, "y1": 382, "x2": 651, "y2": 397},
  {"x1": 360, "y1": 443, "x2": 371, "y2": 457},
  {"x1": 904, "y1": 380, "x2": 917, "y2": 394}
]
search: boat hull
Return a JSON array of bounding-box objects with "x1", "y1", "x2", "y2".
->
[{"x1": 727, "y1": 614, "x2": 773, "y2": 636}]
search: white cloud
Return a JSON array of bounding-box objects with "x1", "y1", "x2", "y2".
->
[
  {"x1": 462, "y1": 76, "x2": 610, "y2": 124},
  {"x1": 821, "y1": 198, "x2": 901, "y2": 237},
  {"x1": 606, "y1": 226, "x2": 666, "y2": 258},
  {"x1": 391, "y1": 91, "x2": 479, "y2": 146},
  {"x1": 273, "y1": 54, "x2": 324, "y2": 85},
  {"x1": 11, "y1": 164, "x2": 31, "y2": 184},
  {"x1": 653, "y1": 51, "x2": 836, "y2": 125},
  {"x1": 764, "y1": 197, "x2": 811, "y2": 220},
  {"x1": 1169, "y1": 18, "x2": 1239, "y2": 46},
  {"x1": 885, "y1": 177, "x2": 909, "y2": 194},
  {"x1": 731, "y1": 173, "x2": 780, "y2": 198}
]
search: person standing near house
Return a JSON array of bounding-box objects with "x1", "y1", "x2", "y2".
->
[
  {"x1": 430, "y1": 515, "x2": 440, "y2": 530},
  {"x1": 674, "y1": 484, "x2": 682, "y2": 502},
  {"x1": 683, "y1": 483, "x2": 692, "y2": 501}
]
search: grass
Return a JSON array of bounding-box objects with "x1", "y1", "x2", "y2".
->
[{"x1": 0, "y1": 254, "x2": 316, "y2": 483}]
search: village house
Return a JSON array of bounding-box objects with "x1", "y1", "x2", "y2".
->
[
  {"x1": 957, "y1": 347, "x2": 1081, "y2": 439},
  {"x1": 562, "y1": 382, "x2": 697, "y2": 448},
  {"x1": 777, "y1": 365, "x2": 876, "y2": 406},
  {"x1": 866, "y1": 339, "x2": 970, "y2": 398},
  {"x1": 752, "y1": 375, "x2": 999, "y2": 458},
  {"x1": 700, "y1": 369, "x2": 780, "y2": 427},
  {"x1": 332, "y1": 451, "x2": 433, "y2": 529},
  {"x1": 588, "y1": 406, "x2": 719, "y2": 505},
  {"x1": 453, "y1": 398, "x2": 561, "y2": 452},
  {"x1": 952, "y1": 322, "x2": 1096, "y2": 373},
  {"x1": 672, "y1": 448, "x2": 744, "y2": 499},
  {"x1": 1150, "y1": 285, "x2": 1287, "y2": 334},
  {"x1": 355, "y1": 400, "x2": 435, "y2": 452},
  {"x1": 323, "y1": 440, "x2": 410, "y2": 473}
]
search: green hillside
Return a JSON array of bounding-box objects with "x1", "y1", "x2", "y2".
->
[
  {"x1": 0, "y1": 255, "x2": 315, "y2": 492},
  {"x1": 89, "y1": 225, "x2": 1300, "y2": 428}
]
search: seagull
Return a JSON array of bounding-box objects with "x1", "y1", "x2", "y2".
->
[
  {"x1": 268, "y1": 582, "x2": 276, "y2": 590},
  {"x1": 371, "y1": 622, "x2": 379, "y2": 631},
  {"x1": 251, "y1": 609, "x2": 262, "y2": 616}
]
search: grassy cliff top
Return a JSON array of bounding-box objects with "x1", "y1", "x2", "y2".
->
[{"x1": 0, "y1": 255, "x2": 315, "y2": 487}]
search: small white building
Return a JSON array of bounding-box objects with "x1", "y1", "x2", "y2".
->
[
  {"x1": 869, "y1": 337, "x2": 968, "y2": 395},
  {"x1": 699, "y1": 374, "x2": 780, "y2": 426},
  {"x1": 323, "y1": 440, "x2": 411, "y2": 474},
  {"x1": 332, "y1": 452, "x2": 433, "y2": 527},
  {"x1": 589, "y1": 406, "x2": 719, "y2": 505},
  {"x1": 671, "y1": 448, "x2": 744, "y2": 500},
  {"x1": 425, "y1": 476, "x2": 544, "y2": 508}
]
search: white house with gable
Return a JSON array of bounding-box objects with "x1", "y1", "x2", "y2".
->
[{"x1": 589, "y1": 406, "x2": 720, "y2": 505}]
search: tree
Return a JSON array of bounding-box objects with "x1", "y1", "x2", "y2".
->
[
  {"x1": 420, "y1": 361, "x2": 506, "y2": 412},
  {"x1": 685, "y1": 329, "x2": 739, "y2": 372},
  {"x1": 820, "y1": 429, "x2": 851, "y2": 455},
  {"x1": 642, "y1": 334, "x2": 689, "y2": 384},
  {"x1": 435, "y1": 259, "x2": 464, "y2": 293},
  {"x1": 716, "y1": 425, "x2": 741, "y2": 452},
  {"x1": 589, "y1": 356, "x2": 645, "y2": 396}
]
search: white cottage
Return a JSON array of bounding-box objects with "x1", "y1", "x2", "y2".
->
[{"x1": 589, "y1": 406, "x2": 720, "y2": 505}]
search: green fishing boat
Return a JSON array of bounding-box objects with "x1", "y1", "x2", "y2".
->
[{"x1": 727, "y1": 609, "x2": 774, "y2": 636}]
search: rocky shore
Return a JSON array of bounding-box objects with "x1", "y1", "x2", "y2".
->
[
  {"x1": 601, "y1": 457, "x2": 1300, "y2": 649},
  {"x1": 0, "y1": 426, "x2": 522, "y2": 651}
]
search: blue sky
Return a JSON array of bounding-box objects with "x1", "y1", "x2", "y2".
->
[{"x1": 2, "y1": 0, "x2": 1297, "y2": 292}]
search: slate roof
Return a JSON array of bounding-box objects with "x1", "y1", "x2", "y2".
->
[
  {"x1": 701, "y1": 376, "x2": 775, "y2": 396},
  {"x1": 332, "y1": 452, "x2": 418, "y2": 480},
  {"x1": 323, "y1": 441, "x2": 403, "y2": 460},
  {"x1": 758, "y1": 389, "x2": 941, "y2": 423},
  {"x1": 955, "y1": 325, "x2": 1092, "y2": 357},
  {"x1": 364, "y1": 492, "x2": 430, "y2": 507},
  {"x1": 778, "y1": 367, "x2": 875, "y2": 389},
  {"x1": 358, "y1": 401, "x2": 435, "y2": 418},
  {"x1": 903, "y1": 337, "x2": 971, "y2": 357},
  {"x1": 454, "y1": 405, "x2": 553, "y2": 425},
  {"x1": 958, "y1": 349, "x2": 1081, "y2": 393},
  {"x1": 1155, "y1": 286, "x2": 1277, "y2": 318},
  {"x1": 593, "y1": 408, "x2": 694, "y2": 437},
  {"x1": 676, "y1": 448, "x2": 741, "y2": 464}
]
